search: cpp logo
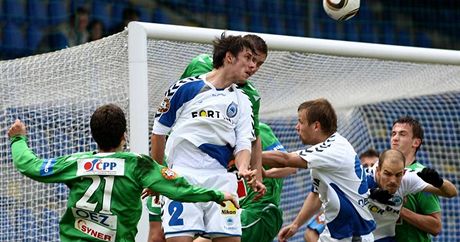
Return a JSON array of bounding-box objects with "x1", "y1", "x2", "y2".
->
[
  {"x1": 83, "y1": 159, "x2": 117, "y2": 171},
  {"x1": 77, "y1": 158, "x2": 125, "y2": 176}
]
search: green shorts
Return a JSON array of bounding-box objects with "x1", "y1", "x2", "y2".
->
[
  {"x1": 146, "y1": 196, "x2": 162, "y2": 222},
  {"x1": 241, "y1": 203, "x2": 283, "y2": 242}
]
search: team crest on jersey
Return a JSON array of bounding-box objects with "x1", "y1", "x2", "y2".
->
[
  {"x1": 157, "y1": 97, "x2": 170, "y2": 113},
  {"x1": 161, "y1": 167, "x2": 177, "y2": 180},
  {"x1": 391, "y1": 195, "x2": 403, "y2": 206},
  {"x1": 226, "y1": 102, "x2": 238, "y2": 118}
]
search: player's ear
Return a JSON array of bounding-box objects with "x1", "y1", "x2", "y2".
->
[
  {"x1": 313, "y1": 121, "x2": 321, "y2": 131},
  {"x1": 225, "y1": 51, "x2": 234, "y2": 64},
  {"x1": 412, "y1": 138, "x2": 422, "y2": 149},
  {"x1": 120, "y1": 132, "x2": 127, "y2": 148}
]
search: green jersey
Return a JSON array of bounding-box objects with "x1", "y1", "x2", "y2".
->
[
  {"x1": 395, "y1": 161, "x2": 441, "y2": 242},
  {"x1": 239, "y1": 123, "x2": 285, "y2": 209},
  {"x1": 239, "y1": 123, "x2": 285, "y2": 242},
  {"x1": 11, "y1": 136, "x2": 225, "y2": 242},
  {"x1": 180, "y1": 54, "x2": 261, "y2": 136}
]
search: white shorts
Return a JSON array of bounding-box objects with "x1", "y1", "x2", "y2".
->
[
  {"x1": 162, "y1": 166, "x2": 241, "y2": 239},
  {"x1": 319, "y1": 226, "x2": 374, "y2": 242}
]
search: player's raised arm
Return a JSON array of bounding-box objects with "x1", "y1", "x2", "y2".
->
[
  {"x1": 262, "y1": 150, "x2": 307, "y2": 168},
  {"x1": 418, "y1": 168, "x2": 458, "y2": 198},
  {"x1": 234, "y1": 149, "x2": 256, "y2": 183},
  {"x1": 9, "y1": 120, "x2": 70, "y2": 183},
  {"x1": 9, "y1": 120, "x2": 45, "y2": 178},
  {"x1": 263, "y1": 167, "x2": 298, "y2": 178},
  {"x1": 150, "y1": 133, "x2": 166, "y2": 165},
  {"x1": 251, "y1": 137, "x2": 264, "y2": 180}
]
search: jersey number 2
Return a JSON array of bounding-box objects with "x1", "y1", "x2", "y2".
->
[
  {"x1": 76, "y1": 176, "x2": 114, "y2": 213},
  {"x1": 168, "y1": 201, "x2": 184, "y2": 226}
]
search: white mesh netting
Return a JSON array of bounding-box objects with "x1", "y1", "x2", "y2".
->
[
  {"x1": 1, "y1": 27, "x2": 460, "y2": 241},
  {"x1": 0, "y1": 32, "x2": 129, "y2": 240}
]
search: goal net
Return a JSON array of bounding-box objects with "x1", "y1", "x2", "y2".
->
[{"x1": 0, "y1": 22, "x2": 459, "y2": 241}]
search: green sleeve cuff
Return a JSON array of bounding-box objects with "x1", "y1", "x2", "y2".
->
[{"x1": 217, "y1": 191, "x2": 225, "y2": 203}]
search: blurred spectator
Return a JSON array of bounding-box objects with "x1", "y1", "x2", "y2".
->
[
  {"x1": 36, "y1": 6, "x2": 90, "y2": 54},
  {"x1": 110, "y1": 6, "x2": 139, "y2": 34},
  {"x1": 65, "y1": 6, "x2": 90, "y2": 46},
  {"x1": 88, "y1": 19, "x2": 105, "y2": 41}
]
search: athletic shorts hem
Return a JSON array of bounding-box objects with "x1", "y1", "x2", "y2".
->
[
  {"x1": 164, "y1": 230, "x2": 205, "y2": 238},
  {"x1": 202, "y1": 232, "x2": 242, "y2": 238}
]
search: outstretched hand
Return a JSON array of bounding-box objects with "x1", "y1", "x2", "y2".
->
[
  {"x1": 278, "y1": 223, "x2": 299, "y2": 242},
  {"x1": 221, "y1": 192, "x2": 240, "y2": 209},
  {"x1": 238, "y1": 168, "x2": 257, "y2": 186},
  {"x1": 141, "y1": 188, "x2": 160, "y2": 201},
  {"x1": 8, "y1": 119, "x2": 27, "y2": 138},
  {"x1": 252, "y1": 180, "x2": 266, "y2": 201},
  {"x1": 417, "y1": 167, "x2": 444, "y2": 188}
]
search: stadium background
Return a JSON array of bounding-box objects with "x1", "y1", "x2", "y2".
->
[
  {"x1": 0, "y1": 1, "x2": 459, "y2": 242},
  {"x1": 0, "y1": 0, "x2": 459, "y2": 60}
]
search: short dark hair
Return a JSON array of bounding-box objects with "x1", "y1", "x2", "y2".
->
[
  {"x1": 90, "y1": 104, "x2": 127, "y2": 150},
  {"x1": 378, "y1": 149, "x2": 406, "y2": 168},
  {"x1": 243, "y1": 34, "x2": 267, "y2": 55},
  {"x1": 298, "y1": 98, "x2": 337, "y2": 136},
  {"x1": 392, "y1": 116, "x2": 424, "y2": 152},
  {"x1": 212, "y1": 32, "x2": 256, "y2": 69},
  {"x1": 360, "y1": 148, "x2": 379, "y2": 159}
]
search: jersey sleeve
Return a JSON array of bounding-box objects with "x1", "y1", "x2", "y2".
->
[
  {"x1": 298, "y1": 144, "x2": 341, "y2": 170},
  {"x1": 152, "y1": 79, "x2": 205, "y2": 135},
  {"x1": 253, "y1": 97, "x2": 260, "y2": 136},
  {"x1": 180, "y1": 54, "x2": 213, "y2": 79},
  {"x1": 400, "y1": 170, "x2": 429, "y2": 196},
  {"x1": 10, "y1": 135, "x2": 74, "y2": 183},
  {"x1": 135, "y1": 155, "x2": 224, "y2": 203},
  {"x1": 406, "y1": 162, "x2": 441, "y2": 214},
  {"x1": 247, "y1": 81, "x2": 261, "y2": 137},
  {"x1": 234, "y1": 88, "x2": 256, "y2": 154},
  {"x1": 259, "y1": 123, "x2": 286, "y2": 152}
]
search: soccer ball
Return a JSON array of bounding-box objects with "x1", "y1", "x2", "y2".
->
[{"x1": 323, "y1": 0, "x2": 360, "y2": 21}]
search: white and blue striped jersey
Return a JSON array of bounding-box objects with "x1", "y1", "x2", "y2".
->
[
  {"x1": 366, "y1": 165, "x2": 428, "y2": 241},
  {"x1": 152, "y1": 75, "x2": 255, "y2": 170},
  {"x1": 298, "y1": 133, "x2": 376, "y2": 240}
]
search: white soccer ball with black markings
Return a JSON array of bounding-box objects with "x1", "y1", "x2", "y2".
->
[{"x1": 323, "y1": 0, "x2": 360, "y2": 21}]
